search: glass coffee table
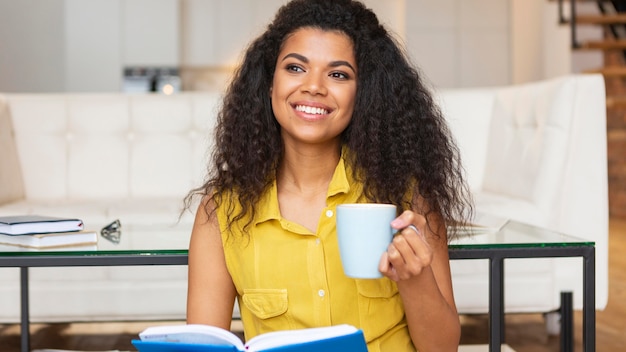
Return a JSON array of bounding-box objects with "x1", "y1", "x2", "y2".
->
[
  {"x1": 449, "y1": 220, "x2": 596, "y2": 352},
  {"x1": 0, "y1": 221, "x2": 595, "y2": 352},
  {"x1": 0, "y1": 223, "x2": 192, "y2": 352}
]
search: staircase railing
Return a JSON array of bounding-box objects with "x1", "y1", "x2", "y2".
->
[{"x1": 558, "y1": 0, "x2": 580, "y2": 48}]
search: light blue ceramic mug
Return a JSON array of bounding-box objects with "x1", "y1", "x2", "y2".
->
[{"x1": 336, "y1": 203, "x2": 397, "y2": 279}]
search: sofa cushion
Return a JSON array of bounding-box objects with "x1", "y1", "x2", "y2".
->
[
  {"x1": 66, "y1": 95, "x2": 132, "y2": 199},
  {"x1": 481, "y1": 78, "x2": 574, "y2": 214},
  {"x1": 0, "y1": 95, "x2": 25, "y2": 204},
  {"x1": 436, "y1": 89, "x2": 495, "y2": 191},
  {"x1": 7, "y1": 93, "x2": 219, "y2": 202},
  {"x1": 129, "y1": 95, "x2": 198, "y2": 198},
  {"x1": 9, "y1": 95, "x2": 77, "y2": 201}
]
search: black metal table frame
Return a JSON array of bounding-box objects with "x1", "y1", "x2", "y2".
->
[
  {"x1": 0, "y1": 254, "x2": 189, "y2": 352},
  {"x1": 3, "y1": 245, "x2": 595, "y2": 352},
  {"x1": 449, "y1": 245, "x2": 595, "y2": 352}
]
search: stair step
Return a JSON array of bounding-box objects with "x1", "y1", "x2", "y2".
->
[
  {"x1": 577, "y1": 40, "x2": 626, "y2": 50},
  {"x1": 548, "y1": 0, "x2": 606, "y2": 2},
  {"x1": 606, "y1": 96, "x2": 626, "y2": 108},
  {"x1": 585, "y1": 66, "x2": 626, "y2": 76},
  {"x1": 575, "y1": 14, "x2": 626, "y2": 25}
]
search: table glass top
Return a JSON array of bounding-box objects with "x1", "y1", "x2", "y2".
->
[
  {"x1": 448, "y1": 220, "x2": 594, "y2": 249},
  {"x1": 0, "y1": 220, "x2": 593, "y2": 257},
  {"x1": 0, "y1": 223, "x2": 193, "y2": 257}
]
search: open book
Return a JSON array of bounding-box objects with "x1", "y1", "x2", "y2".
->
[{"x1": 132, "y1": 324, "x2": 367, "y2": 352}]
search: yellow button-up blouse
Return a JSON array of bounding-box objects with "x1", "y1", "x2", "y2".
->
[{"x1": 217, "y1": 156, "x2": 416, "y2": 352}]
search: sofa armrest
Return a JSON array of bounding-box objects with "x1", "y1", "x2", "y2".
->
[{"x1": 0, "y1": 95, "x2": 25, "y2": 205}]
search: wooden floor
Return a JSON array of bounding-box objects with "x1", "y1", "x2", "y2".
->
[{"x1": 1, "y1": 218, "x2": 625, "y2": 352}]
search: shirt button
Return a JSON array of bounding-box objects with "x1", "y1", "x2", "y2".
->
[
  {"x1": 315, "y1": 239, "x2": 321, "y2": 245},
  {"x1": 325, "y1": 210, "x2": 333, "y2": 218},
  {"x1": 318, "y1": 289, "x2": 325, "y2": 297}
]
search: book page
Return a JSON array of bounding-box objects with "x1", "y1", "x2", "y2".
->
[
  {"x1": 139, "y1": 324, "x2": 245, "y2": 350},
  {"x1": 246, "y1": 324, "x2": 357, "y2": 351}
]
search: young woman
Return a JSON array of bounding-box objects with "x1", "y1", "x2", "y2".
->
[{"x1": 185, "y1": 1, "x2": 473, "y2": 351}]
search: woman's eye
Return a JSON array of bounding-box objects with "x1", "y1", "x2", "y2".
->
[
  {"x1": 330, "y1": 71, "x2": 349, "y2": 80},
  {"x1": 286, "y1": 64, "x2": 304, "y2": 72}
]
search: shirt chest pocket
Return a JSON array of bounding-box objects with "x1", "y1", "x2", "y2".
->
[
  {"x1": 241, "y1": 288, "x2": 293, "y2": 335},
  {"x1": 355, "y1": 279, "x2": 404, "y2": 341}
]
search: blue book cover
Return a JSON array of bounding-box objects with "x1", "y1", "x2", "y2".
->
[{"x1": 131, "y1": 324, "x2": 368, "y2": 352}]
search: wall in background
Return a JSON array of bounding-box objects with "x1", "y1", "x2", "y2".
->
[
  {"x1": 0, "y1": 0, "x2": 179, "y2": 93},
  {"x1": 179, "y1": 0, "x2": 404, "y2": 91},
  {"x1": 0, "y1": 0, "x2": 597, "y2": 93},
  {"x1": 405, "y1": 0, "x2": 512, "y2": 88},
  {"x1": 64, "y1": 0, "x2": 122, "y2": 92},
  {"x1": 0, "y1": 0, "x2": 66, "y2": 92}
]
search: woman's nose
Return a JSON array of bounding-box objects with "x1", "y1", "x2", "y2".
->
[{"x1": 301, "y1": 72, "x2": 327, "y2": 96}]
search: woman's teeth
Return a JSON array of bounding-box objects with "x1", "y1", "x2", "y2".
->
[{"x1": 295, "y1": 105, "x2": 328, "y2": 115}]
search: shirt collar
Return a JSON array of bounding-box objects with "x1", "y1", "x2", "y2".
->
[{"x1": 254, "y1": 153, "x2": 352, "y2": 226}]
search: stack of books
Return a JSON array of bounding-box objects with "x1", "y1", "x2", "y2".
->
[{"x1": 0, "y1": 215, "x2": 97, "y2": 249}]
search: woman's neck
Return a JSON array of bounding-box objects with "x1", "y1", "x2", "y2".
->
[
  {"x1": 277, "y1": 142, "x2": 341, "y2": 197},
  {"x1": 276, "y1": 141, "x2": 342, "y2": 232}
]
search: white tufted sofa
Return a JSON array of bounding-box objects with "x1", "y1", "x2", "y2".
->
[
  {"x1": 0, "y1": 74, "x2": 608, "y2": 323},
  {"x1": 437, "y1": 74, "x2": 608, "y2": 314},
  {"x1": 0, "y1": 92, "x2": 221, "y2": 322}
]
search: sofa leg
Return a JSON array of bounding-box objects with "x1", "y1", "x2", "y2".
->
[
  {"x1": 560, "y1": 291, "x2": 574, "y2": 352},
  {"x1": 544, "y1": 292, "x2": 574, "y2": 349},
  {"x1": 545, "y1": 311, "x2": 560, "y2": 336}
]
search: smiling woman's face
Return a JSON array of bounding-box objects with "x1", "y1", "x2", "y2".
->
[{"x1": 271, "y1": 27, "x2": 357, "y2": 147}]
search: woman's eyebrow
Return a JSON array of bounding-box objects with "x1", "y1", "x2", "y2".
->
[
  {"x1": 328, "y1": 60, "x2": 356, "y2": 73},
  {"x1": 281, "y1": 53, "x2": 356, "y2": 73}
]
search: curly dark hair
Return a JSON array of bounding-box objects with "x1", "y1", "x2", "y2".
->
[{"x1": 186, "y1": 0, "x2": 473, "y2": 239}]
